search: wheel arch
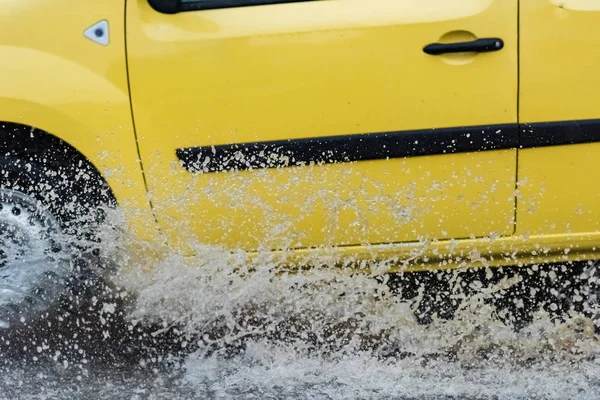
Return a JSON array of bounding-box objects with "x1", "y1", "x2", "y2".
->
[
  {"x1": 0, "y1": 121, "x2": 117, "y2": 207},
  {"x1": 0, "y1": 99, "x2": 159, "y2": 244}
]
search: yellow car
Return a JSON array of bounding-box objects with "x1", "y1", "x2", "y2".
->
[{"x1": 1, "y1": 0, "x2": 600, "y2": 327}]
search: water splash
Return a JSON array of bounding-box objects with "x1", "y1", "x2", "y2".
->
[
  {"x1": 112, "y1": 230, "x2": 600, "y2": 399},
  {"x1": 2, "y1": 211, "x2": 600, "y2": 399}
]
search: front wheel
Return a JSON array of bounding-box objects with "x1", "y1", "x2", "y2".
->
[
  {"x1": 0, "y1": 187, "x2": 72, "y2": 328},
  {"x1": 0, "y1": 155, "x2": 114, "y2": 331}
]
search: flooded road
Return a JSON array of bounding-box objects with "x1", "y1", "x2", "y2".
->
[
  {"x1": 3, "y1": 354, "x2": 600, "y2": 399},
  {"x1": 2, "y1": 236, "x2": 600, "y2": 399}
]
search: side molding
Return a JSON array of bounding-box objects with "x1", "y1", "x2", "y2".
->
[
  {"x1": 176, "y1": 124, "x2": 518, "y2": 173},
  {"x1": 176, "y1": 118, "x2": 600, "y2": 173},
  {"x1": 520, "y1": 119, "x2": 600, "y2": 149}
]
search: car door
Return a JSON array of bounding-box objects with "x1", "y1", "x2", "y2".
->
[
  {"x1": 518, "y1": 0, "x2": 600, "y2": 240},
  {"x1": 126, "y1": 0, "x2": 518, "y2": 253}
]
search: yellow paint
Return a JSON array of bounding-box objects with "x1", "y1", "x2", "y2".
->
[
  {"x1": 518, "y1": 1, "x2": 600, "y2": 239},
  {"x1": 549, "y1": 0, "x2": 600, "y2": 11},
  {"x1": 127, "y1": 0, "x2": 518, "y2": 253},
  {"x1": 142, "y1": 151, "x2": 517, "y2": 252},
  {"x1": 3, "y1": 0, "x2": 600, "y2": 273}
]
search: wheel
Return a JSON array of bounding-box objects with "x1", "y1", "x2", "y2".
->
[
  {"x1": 0, "y1": 154, "x2": 113, "y2": 331},
  {"x1": 0, "y1": 187, "x2": 70, "y2": 328}
]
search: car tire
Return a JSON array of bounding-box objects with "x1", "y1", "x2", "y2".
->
[{"x1": 0, "y1": 155, "x2": 114, "y2": 331}]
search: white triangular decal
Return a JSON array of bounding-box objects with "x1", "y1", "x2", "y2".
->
[{"x1": 84, "y1": 20, "x2": 109, "y2": 46}]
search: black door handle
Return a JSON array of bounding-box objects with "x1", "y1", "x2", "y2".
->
[{"x1": 423, "y1": 38, "x2": 504, "y2": 55}]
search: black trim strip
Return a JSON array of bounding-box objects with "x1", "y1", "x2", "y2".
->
[
  {"x1": 181, "y1": 0, "x2": 318, "y2": 12},
  {"x1": 520, "y1": 119, "x2": 600, "y2": 149},
  {"x1": 148, "y1": 0, "x2": 318, "y2": 14},
  {"x1": 176, "y1": 124, "x2": 518, "y2": 173}
]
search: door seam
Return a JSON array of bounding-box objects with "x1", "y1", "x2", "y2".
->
[
  {"x1": 513, "y1": 0, "x2": 521, "y2": 236},
  {"x1": 123, "y1": 0, "x2": 159, "y2": 226}
]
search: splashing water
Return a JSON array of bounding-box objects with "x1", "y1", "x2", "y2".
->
[{"x1": 2, "y1": 209, "x2": 600, "y2": 399}]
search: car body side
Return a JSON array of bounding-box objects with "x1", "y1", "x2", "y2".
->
[{"x1": 2, "y1": 0, "x2": 600, "y2": 273}]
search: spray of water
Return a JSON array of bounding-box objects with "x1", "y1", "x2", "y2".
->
[
  {"x1": 104, "y1": 214, "x2": 600, "y2": 399},
  {"x1": 1, "y1": 200, "x2": 600, "y2": 399}
]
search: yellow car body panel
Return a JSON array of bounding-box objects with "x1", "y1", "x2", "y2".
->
[
  {"x1": 126, "y1": 0, "x2": 518, "y2": 253},
  {"x1": 518, "y1": 0, "x2": 600, "y2": 239},
  {"x1": 2, "y1": 0, "x2": 600, "y2": 273},
  {"x1": 0, "y1": 0, "x2": 158, "y2": 243}
]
